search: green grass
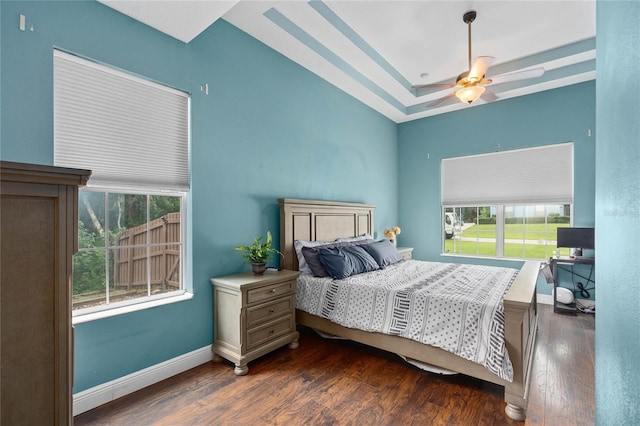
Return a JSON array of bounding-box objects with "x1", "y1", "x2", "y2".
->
[
  {"x1": 459, "y1": 223, "x2": 567, "y2": 238},
  {"x1": 444, "y1": 223, "x2": 570, "y2": 259}
]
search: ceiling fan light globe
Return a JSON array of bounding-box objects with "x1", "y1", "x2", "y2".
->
[{"x1": 456, "y1": 85, "x2": 485, "y2": 104}]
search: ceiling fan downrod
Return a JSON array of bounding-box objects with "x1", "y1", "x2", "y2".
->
[{"x1": 463, "y1": 10, "x2": 476, "y2": 71}]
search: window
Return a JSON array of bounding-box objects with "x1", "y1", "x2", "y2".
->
[
  {"x1": 444, "y1": 204, "x2": 571, "y2": 259},
  {"x1": 441, "y1": 143, "x2": 573, "y2": 260},
  {"x1": 53, "y1": 50, "x2": 190, "y2": 315},
  {"x1": 74, "y1": 191, "x2": 185, "y2": 313}
]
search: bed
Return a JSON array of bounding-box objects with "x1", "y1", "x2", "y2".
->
[{"x1": 278, "y1": 198, "x2": 539, "y2": 421}]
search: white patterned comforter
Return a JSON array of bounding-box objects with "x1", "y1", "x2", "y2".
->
[{"x1": 296, "y1": 260, "x2": 518, "y2": 381}]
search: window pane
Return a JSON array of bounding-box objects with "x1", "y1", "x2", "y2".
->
[
  {"x1": 111, "y1": 246, "x2": 149, "y2": 300},
  {"x1": 72, "y1": 249, "x2": 107, "y2": 310},
  {"x1": 108, "y1": 193, "x2": 147, "y2": 246},
  {"x1": 472, "y1": 207, "x2": 497, "y2": 256},
  {"x1": 444, "y1": 206, "x2": 496, "y2": 256},
  {"x1": 151, "y1": 244, "x2": 182, "y2": 294},
  {"x1": 150, "y1": 195, "x2": 181, "y2": 243},
  {"x1": 504, "y1": 204, "x2": 571, "y2": 260},
  {"x1": 554, "y1": 208, "x2": 572, "y2": 256},
  {"x1": 78, "y1": 192, "x2": 105, "y2": 249}
]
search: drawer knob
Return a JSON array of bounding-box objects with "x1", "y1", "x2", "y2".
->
[
  {"x1": 271, "y1": 289, "x2": 277, "y2": 293},
  {"x1": 269, "y1": 308, "x2": 275, "y2": 313},
  {"x1": 269, "y1": 329, "x2": 275, "y2": 334}
]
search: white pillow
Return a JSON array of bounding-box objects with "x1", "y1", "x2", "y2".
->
[
  {"x1": 294, "y1": 240, "x2": 329, "y2": 274},
  {"x1": 335, "y1": 234, "x2": 373, "y2": 243}
]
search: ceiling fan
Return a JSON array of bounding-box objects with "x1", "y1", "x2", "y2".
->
[{"x1": 412, "y1": 10, "x2": 545, "y2": 107}]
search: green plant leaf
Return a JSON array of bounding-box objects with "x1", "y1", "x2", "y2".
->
[{"x1": 235, "y1": 231, "x2": 282, "y2": 264}]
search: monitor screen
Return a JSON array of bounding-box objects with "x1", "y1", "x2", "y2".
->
[{"x1": 557, "y1": 227, "x2": 595, "y2": 249}]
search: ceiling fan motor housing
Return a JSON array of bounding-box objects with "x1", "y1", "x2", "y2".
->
[
  {"x1": 456, "y1": 71, "x2": 470, "y2": 84},
  {"x1": 463, "y1": 10, "x2": 477, "y2": 24}
]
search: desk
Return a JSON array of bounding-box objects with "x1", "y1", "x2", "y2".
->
[{"x1": 550, "y1": 256, "x2": 595, "y2": 314}]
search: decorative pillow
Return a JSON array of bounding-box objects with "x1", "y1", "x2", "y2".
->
[
  {"x1": 294, "y1": 240, "x2": 330, "y2": 274},
  {"x1": 302, "y1": 245, "x2": 331, "y2": 277},
  {"x1": 362, "y1": 239, "x2": 403, "y2": 268},
  {"x1": 302, "y1": 239, "x2": 376, "y2": 277},
  {"x1": 317, "y1": 245, "x2": 379, "y2": 279}
]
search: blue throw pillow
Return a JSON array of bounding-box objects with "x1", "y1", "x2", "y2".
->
[
  {"x1": 303, "y1": 239, "x2": 375, "y2": 277},
  {"x1": 318, "y1": 245, "x2": 379, "y2": 279},
  {"x1": 362, "y1": 239, "x2": 403, "y2": 268}
]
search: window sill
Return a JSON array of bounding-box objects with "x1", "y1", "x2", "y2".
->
[{"x1": 72, "y1": 292, "x2": 194, "y2": 324}]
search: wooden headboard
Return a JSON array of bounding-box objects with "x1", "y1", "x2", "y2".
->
[{"x1": 278, "y1": 198, "x2": 375, "y2": 271}]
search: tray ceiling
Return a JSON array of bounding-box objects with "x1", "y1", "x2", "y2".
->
[{"x1": 98, "y1": 1, "x2": 596, "y2": 123}]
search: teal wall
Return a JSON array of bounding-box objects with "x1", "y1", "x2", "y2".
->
[
  {"x1": 596, "y1": 1, "x2": 640, "y2": 423},
  {"x1": 5, "y1": 2, "x2": 632, "y2": 418},
  {"x1": 397, "y1": 81, "x2": 596, "y2": 296},
  {"x1": 0, "y1": 1, "x2": 398, "y2": 393}
]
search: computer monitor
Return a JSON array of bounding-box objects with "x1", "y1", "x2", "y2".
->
[{"x1": 557, "y1": 227, "x2": 595, "y2": 249}]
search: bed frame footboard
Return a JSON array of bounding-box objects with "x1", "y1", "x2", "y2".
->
[{"x1": 502, "y1": 260, "x2": 540, "y2": 420}]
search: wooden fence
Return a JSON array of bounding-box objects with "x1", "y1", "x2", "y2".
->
[{"x1": 114, "y1": 212, "x2": 180, "y2": 291}]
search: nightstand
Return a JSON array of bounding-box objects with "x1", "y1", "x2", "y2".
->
[
  {"x1": 397, "y1": 247, "x2": 414, "y2": 260},
  {"x1": 210, "y1": 269, "x2": 300, "y2": 375}
]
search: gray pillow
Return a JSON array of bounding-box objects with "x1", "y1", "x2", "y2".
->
[
  {"x1": 317, "y1": 245, "x2": 379, "y2": 279},
  {"x1": 302, "y1": 239, "x2": 375, "y2": 277},
  {"x1": 302, "y1": 245, "x2": 332, "y2": 277},
  {"x1": 362, "y1": 239, "x2": 403, "y2": 268}
]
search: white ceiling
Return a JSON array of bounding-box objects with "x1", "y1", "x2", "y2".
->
[{"x1": 98, "y1": 1, "x2": 596, "y2": 123}]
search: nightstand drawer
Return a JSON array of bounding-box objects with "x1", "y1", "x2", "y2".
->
[
  {"x1": 247, "y1": 315, "x2": 295, "y2": 350},
  {"x1": 247, "y1": 295, "x2": 295, "y2": 328},
  {"x1": 247, "y1": 280, "x2": 295, "y2": 304},
  {"x1": 397, "y1": 247, "x2": 413, "y2": 260}
]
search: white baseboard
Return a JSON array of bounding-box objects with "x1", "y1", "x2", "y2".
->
[{"x1": 73, "y1": 344, "x2": 213, "y2": 416}]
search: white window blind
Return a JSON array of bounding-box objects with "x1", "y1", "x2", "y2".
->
[
  {"x1": 441, "y1": 142, "x2": 573, "y2": 205},
  {"x1": 54, "y1": 49, "x2": 190, "y2": 191}
]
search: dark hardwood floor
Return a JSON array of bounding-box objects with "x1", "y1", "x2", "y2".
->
[{"x1": 74, "y1": 304, "x2": 594, "y2": 426}]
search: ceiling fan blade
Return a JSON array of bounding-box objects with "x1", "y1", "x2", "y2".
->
[
  {"x1": 425, "y1": 91, "x2": 458, "y2": 108},
  {"x1": 487, "y1": 67, "x2": 545, "y2": 85},
  {"x1": 468, "y1": 56, "x2": 494, "y2": 82},
  {"x1": 480, "y1": 89, "x2": 498, "y2": 103},
  {"x1": 413, "y1": 83, "x2": 456, "y2": 96}
]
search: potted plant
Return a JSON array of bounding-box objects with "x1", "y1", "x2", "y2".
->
[{"x1": 235, "y1": 231, "x2": 282, "y2": 275}]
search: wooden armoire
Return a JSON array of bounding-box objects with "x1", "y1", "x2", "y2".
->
[{"x1": 1, "y1": 161, "x2": 90, "y2": 425}]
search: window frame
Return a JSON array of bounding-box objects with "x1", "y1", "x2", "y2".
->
[
  {"x1": 72, "y1": 187, "x2": 189, "y2": 320},
  {"x1": 442, "y1": 203, "x2": 573, "y2": 260}
]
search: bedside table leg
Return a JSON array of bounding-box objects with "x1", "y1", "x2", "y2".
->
[
  {"x1": 234, "y1": 364, "x2": 249, "y2": 376},
  {"x1": 288, "y1": 339, "x2": 299, "y2": 349}
]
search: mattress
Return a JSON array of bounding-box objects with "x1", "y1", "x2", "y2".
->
[{"x1": 296, "y1": 259, "x2": 518, "y2": 381}]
